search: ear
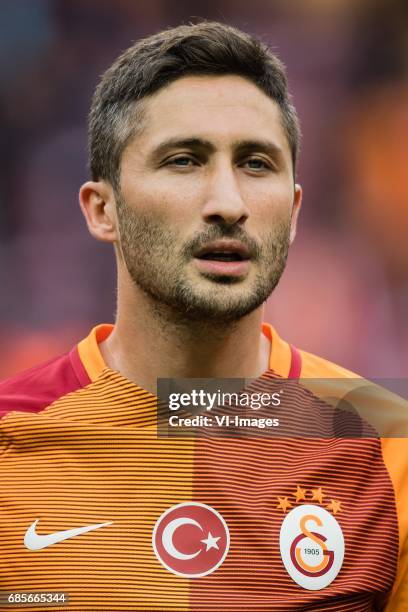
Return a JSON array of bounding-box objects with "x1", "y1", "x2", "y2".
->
[
  {"x1": 79, "y1": 181, "x2": 118, "y2": 243},
  {"x1": 289, "y1": 184, "x2": 302, "y2": 244}
]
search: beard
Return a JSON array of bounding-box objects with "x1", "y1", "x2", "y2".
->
[{"x1": 116, "y1": 191, "x2": 291, "y2": 324}]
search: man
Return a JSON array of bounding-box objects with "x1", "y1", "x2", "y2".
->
[{"x1": 0, "y1": 21, "x2": 406, "y2": 611}]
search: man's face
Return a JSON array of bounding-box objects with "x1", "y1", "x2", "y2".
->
[{"x1": 116, "y1": 75, "x2": 301, "y2": 322}]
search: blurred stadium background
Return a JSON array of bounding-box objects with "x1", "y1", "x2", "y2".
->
[{"x1": 1, "y1": 0, "x2": 407, "y2": 379}]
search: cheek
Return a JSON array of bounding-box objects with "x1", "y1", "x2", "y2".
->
[
  {"x1": 124, "y1": 180, "x2": 199, "y2": 225},
  {"x1": 245, "y1": 183, "x2": 294, "y2": 225}
]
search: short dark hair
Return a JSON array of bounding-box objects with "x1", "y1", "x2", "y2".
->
[{"x1": 89, "y1": 21, "x2": 301, "y2": 188}]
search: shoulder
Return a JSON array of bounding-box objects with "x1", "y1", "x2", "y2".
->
[
  {"x1": 265, "y1": 323, "x2": 359, "y2": 379},
  {"x1": 0, "y1": 347, "x2": 91, "y2": 419},
  {"x1": 298, "y1": 347, "x2": 359, "y2": 378}
]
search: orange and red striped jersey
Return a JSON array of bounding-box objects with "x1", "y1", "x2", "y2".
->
[{"x1": 0, "y1": 324, "x2": 407, "y2": 611}]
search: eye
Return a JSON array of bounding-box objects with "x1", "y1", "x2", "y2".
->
[
  {"x1": 166, "y1": 155, "x2": 197, "y2": 167},
  {"x1": 241, "y1": 157, "x2": 271, "y2": 171}
]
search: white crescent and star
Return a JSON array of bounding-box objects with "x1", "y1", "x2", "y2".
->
[{"x1": 161, "y1": 517, "x2": 221, "y2": 560}]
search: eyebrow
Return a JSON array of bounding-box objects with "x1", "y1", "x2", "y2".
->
[{"x1": 148, "y1": 137, "x2": 284, "y2": 162}]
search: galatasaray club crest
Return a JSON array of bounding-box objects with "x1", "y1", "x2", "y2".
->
[
  {"x1": 152, "y1": 502, "x2": 230, "y2": 578},
  {"x1": 278, "y1": 486, "x2": 345, "y2": 590}
]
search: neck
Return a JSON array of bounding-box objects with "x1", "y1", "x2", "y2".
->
[{"x1": 100, "y1": 280, "x2": 271, "y2": 395}]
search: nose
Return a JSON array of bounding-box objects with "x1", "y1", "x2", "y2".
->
[{"x1": 201, "y1": 160, "x2": 249, "y2": 226}]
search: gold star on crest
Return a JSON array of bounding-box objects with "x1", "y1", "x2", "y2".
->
[
  {"x1": 276, "y1": 496, "x2": 292, "y2": 513},
  {"x1": 311, "y1": 487, "x2": 324, "y2": 504},
  {"x1": 326, "y1": 499, "x2": 342, "y2": 515},
  {"x1": 293, "y1": 485, "x2": 307, "y2": 502}
]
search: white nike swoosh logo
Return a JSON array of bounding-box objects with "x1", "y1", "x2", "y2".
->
[{"x1": 24, "y1": 519, "x2": 113, "y2": 551}]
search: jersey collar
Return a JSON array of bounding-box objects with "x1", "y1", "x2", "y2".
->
[{"x1": 77, "y1": 322, "x2": 296, "y2": 383}]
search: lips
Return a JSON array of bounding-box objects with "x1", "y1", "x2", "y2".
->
[
  {"x1": 193, "y1": 240, "x2": 251, "y2": 278},
  {"x1": 194, "y1": 240, "x2": 251, "y2": 262}
]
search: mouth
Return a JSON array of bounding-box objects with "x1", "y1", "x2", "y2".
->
[
  {"x1": 193, "y1": 240, "x2": 251, "y2": 278},
  {"x1": 198, "y1": 252, "x2": 246, "y2": 262},
  {"x1": 194, "y1": 239, "x2": 251, "y2": 261}
]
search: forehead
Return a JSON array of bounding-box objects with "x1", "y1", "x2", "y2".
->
[{"x1": 133, "y1": 74, "x2": 290, "y2": 156}]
